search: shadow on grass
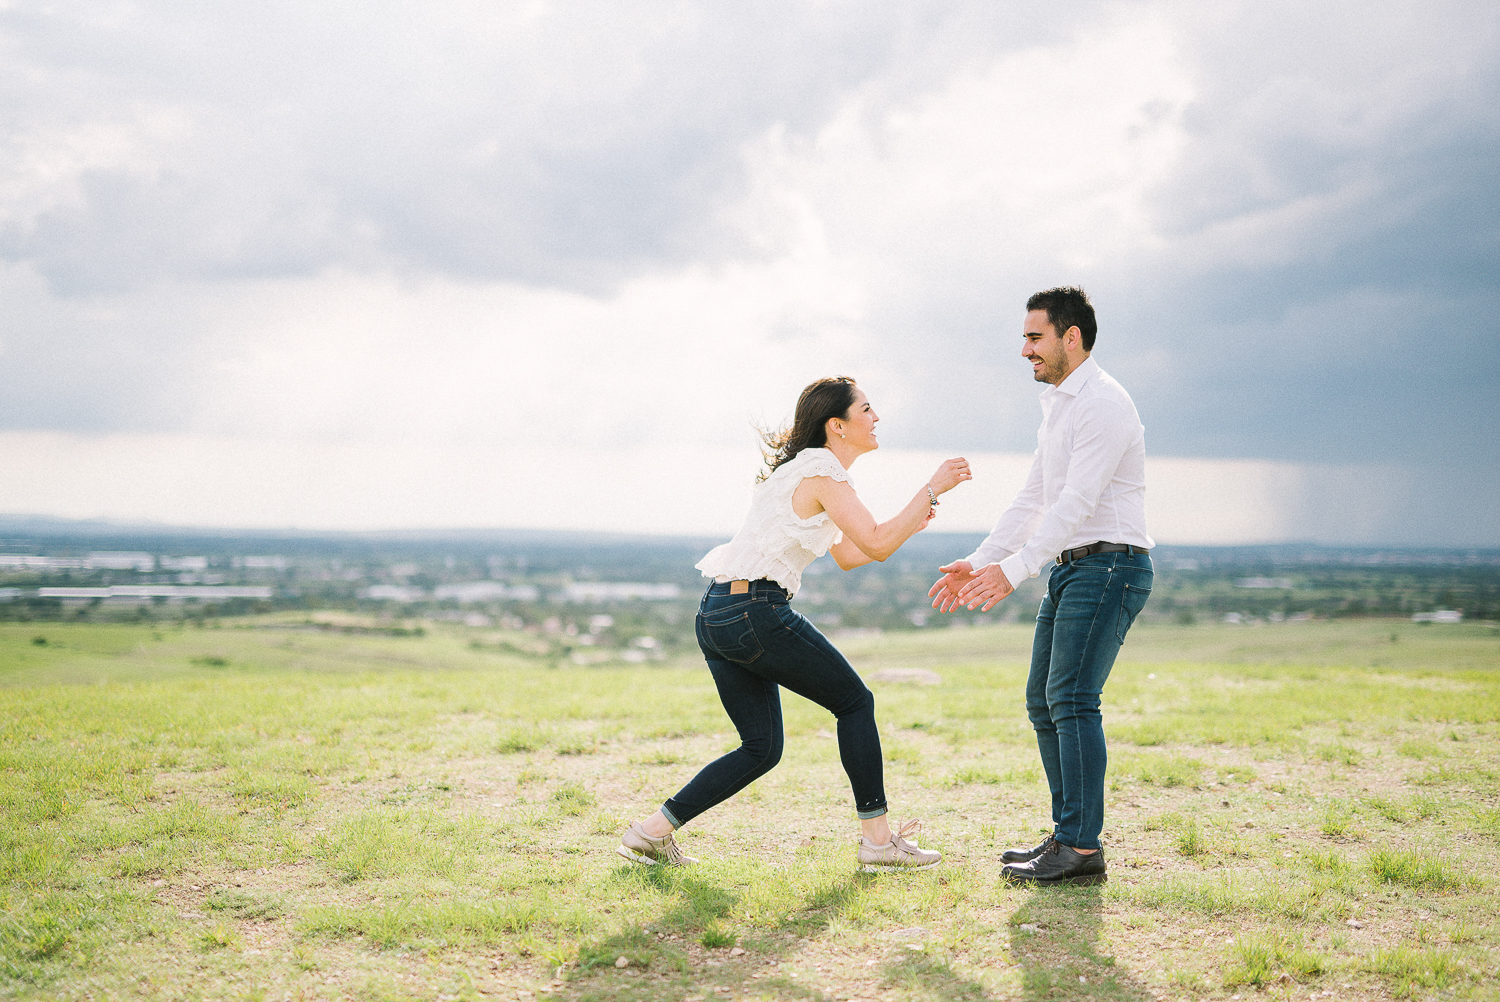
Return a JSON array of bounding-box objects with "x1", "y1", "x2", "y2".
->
[
  {"x1": 556, "y1": 865, "x2": 891, "y2": 1002},
  {"x1": 562, "y1": 861, "x2": 1169, "y2": 1002},
  {"x1": 879, "y1": 949, "x2": 989, "y2": 1000},
  {"x1": 775, "y1": 871, "x2": 877, "y2": 935},
  {"x1": 1007, "y1": 885, "x2": 1155, "y2": 1002},
  {"x1": 780, "y1": 873, "x2": 993, "y2": 1000},
  {"x1": 574, "y1": 866, "x2": 738, "y2": 971},
  {"x1": 556, "y1": 866, "x2": 747, "y2": 1001}
]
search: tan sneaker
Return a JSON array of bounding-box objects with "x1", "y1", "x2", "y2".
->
[
  {"x1": 857, "y1": 819, "x2": 942, "y2": 873},
  {"x1": 616, "y1": 822, "x2": 698, "y2": 866}
]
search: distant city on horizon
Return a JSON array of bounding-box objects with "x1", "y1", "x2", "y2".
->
[{"x1": 2, "y1": 518, "x2": 1494, "y2": 664}]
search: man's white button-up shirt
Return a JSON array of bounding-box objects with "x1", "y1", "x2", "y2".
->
[{"x1": 964, "y1": 355, "x2": 1154, "y2": 588}]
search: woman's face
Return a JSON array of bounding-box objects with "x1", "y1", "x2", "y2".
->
[{"x1": 834, "y1": 386, "x2": 879, "y2": 452}]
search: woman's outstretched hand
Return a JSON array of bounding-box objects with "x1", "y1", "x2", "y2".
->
[
  {"x1": 928, "y1": 560, "x2": 975, "y2": 612},
  {"x1": 927, "y1": 457, "x2": 972, "y2": 496}
]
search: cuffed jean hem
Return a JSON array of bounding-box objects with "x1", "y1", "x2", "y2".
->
[
  {"x1": 659, "y1": 803, "x2": 685, "y2": 829},
  {"x1": 856, "y1": 805, "x2": 889, "y2": 820}
]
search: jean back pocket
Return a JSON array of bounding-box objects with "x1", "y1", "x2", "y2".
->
[{"x1": 697, "y1": 610, "x2": 764, "y2": 664}]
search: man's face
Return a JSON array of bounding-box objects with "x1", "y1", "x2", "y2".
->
[{"x1": 1022, "y1": 310, "x2": 1070, "y2": 384}]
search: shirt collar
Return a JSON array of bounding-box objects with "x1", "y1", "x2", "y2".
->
[{"x1": 1046, "y1": 355, "x2": 1099, "y2": 398}]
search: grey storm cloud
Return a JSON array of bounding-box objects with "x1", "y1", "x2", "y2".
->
[
  {"x1": 0, "y1": 0, "x2": 1496, "y2": 493},
  {"x1": 848, "y1": 1, "x2": 1500, "y2": 470},
  {"x1": 1127, "y1": 2, "x2": 1500, "y2": 469}
]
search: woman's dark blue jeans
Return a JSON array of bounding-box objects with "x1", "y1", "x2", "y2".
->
[
  {"x1": 661, "y1": 579, "x2": 887, "y2": 827},
  {"x1": 1027, "y1": 551, "x2": 1152, "y2": 850}
]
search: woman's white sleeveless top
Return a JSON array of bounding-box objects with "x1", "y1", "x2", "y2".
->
[{"x1": 695, "y1": 448, "x2": 849, "y2": 596}]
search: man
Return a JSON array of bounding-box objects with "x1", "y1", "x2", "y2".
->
[{"x1": 928, "y1": 287, "x2": 1152, "y2": 886}]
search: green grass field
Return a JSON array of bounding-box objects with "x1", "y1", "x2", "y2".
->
[{"x1": 2, "y1": 616, "x2": 1498, "y2": 1001}]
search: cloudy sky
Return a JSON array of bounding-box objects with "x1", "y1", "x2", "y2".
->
[{"x1": 1, "y1": 1, "x2": 1495, "y2": 544}]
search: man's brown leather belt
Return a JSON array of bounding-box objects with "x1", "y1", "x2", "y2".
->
[{"x1": 1056, "y1": 542, "x2": 1151, "y2": 565}]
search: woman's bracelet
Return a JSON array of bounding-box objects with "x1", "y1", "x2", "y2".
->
[{"x1": 926, "y1": 485, "x2": 938, "y2": 508}]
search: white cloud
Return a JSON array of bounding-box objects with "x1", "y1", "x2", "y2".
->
[
  {"x1": 0, "y1": 431, "x2": 1437, "y2": 545},
  {"x1": 187, "y1": 251, "x2": 865, "y2": 449},
  {"x1": 0, "y1": 108, "x2": 189, "y2": 233},
  {"x1": 736, "y1": 15, "x2": 1194, "y2": 286},
  {"x1": 0, "y1": 431, "x2": 761, "y2": 534}
]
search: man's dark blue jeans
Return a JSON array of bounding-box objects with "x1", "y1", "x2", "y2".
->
[
  {"x1": 1027, "y1": 550, "x2": 1152, "y2": 850},
  {"x1": 662, "y1": 579, "x2": 887, "y2": 827}
]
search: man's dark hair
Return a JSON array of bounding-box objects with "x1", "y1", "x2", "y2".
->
[{"x1": 1026, "y1": 287, "x2": 1097, "y2": 351}]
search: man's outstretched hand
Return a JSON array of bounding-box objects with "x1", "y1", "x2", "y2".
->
[
  {"x1": 929, "y1": 560, "x2": 977, "y2": 613},
  {"x1": 930, "y1": 560, "x2": 1014, "y2": 613},
  {"x1": 956, "y1": 563, "x2": 1014, "y2": 611}
]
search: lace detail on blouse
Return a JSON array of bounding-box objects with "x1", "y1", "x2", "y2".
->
[{"x1": 695, "y1": 448, "x2": 850, "y2": 595}]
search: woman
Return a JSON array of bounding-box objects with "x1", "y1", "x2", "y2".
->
[{"x1": 617, "y1": 376, "x2": 970, "y2": 871}]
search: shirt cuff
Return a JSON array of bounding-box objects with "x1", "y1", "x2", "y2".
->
[{"x1": 998, "y1": 553, "x2": 1030, "y2": 589}]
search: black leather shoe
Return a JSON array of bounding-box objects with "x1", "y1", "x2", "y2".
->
[
  {"x1": 1001, "y1": 840, "x2": 1107, "y2": 886},
  {"x1": 1001, "y1": 833, "x2": 1056, "y2": 864}
]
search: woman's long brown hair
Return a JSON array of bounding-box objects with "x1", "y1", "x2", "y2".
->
[{"x1": 757, "y1": 376, "x2": 857, "y2": 482}]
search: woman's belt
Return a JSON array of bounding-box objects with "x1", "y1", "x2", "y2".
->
[{"x1": 721, "y1": 578, "x2": 787, "y2": 596}]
